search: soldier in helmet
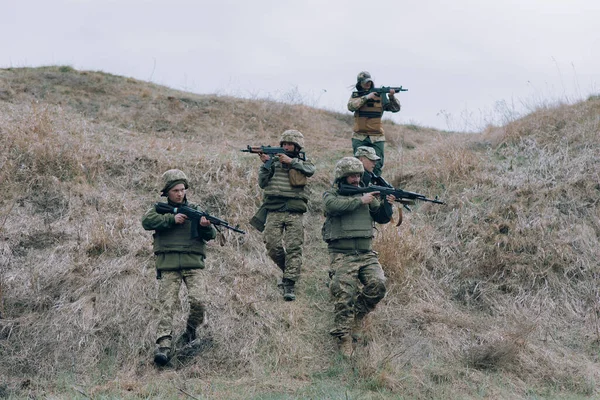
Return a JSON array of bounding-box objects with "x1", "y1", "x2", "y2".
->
[
  {"x1": 348, "y1": 71, "x2": 401, "y2": 177},
  {"x1": 142, "y1": 169, "x2": 217, "y2": 366},
  {"x1": 253, "y1": 129, "x2": 315, "y2": 301},
  {"x1": 322, "y1": 157, "x2": 395, "y2": 357}
]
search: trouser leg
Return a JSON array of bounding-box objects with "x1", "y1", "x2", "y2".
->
[
  {"x1": 370, "y1": 141, "x2": 385, "y2": 177},
  {"x1": 155, "y1": 270, "x2": 183, "y2": 346},
  {"x1": 264, "y1": 212, "x2": 286, "y2": 272},
  {"x1": 328, "y1": 253, "x2": 360, "y2": 338},
  {"x1": 355, "y1": 253, "x2": 387, "y2": 317},
  {"x1": 282, "y1": 213, "x2": 304, "y2": 282},
  {"x1": 182, "y1": 269, "x2": 207, "y2": 332}
]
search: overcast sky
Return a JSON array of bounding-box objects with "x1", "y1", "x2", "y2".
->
[{"x1": 2, "y1": 0, "x2": 599, "y2": 131}]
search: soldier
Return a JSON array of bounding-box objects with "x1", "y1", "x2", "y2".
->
[
  {"x1": 348, "y1": 71, "x2": 401, "y2": 177},
  {"x1": 322, "y1": 157, "x2": 395, "y2": 357},
  {"x1": 355, "y1": 145, "x2": 396, "y2": 223},
  {"x1": 142, "y1": 169, "x2": 217, "y2": 366},
  {"x1": 354, "y1": 145, "x2": 381, "y2": 188},
  {"x1": 252, "y1": 129, "x2": 315, "y2": 301}
]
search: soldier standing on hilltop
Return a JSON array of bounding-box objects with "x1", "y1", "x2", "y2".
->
[
  {"x1": 322, "y1": 157, "x2": 395, "y2": 357},
  {"x1": 348, "y1": 71, "x2": 401, "y2": 177},
  {"x1": 142, "y1": 169, "x2": 217, "y2": 366},
  {"x1": 249, "y1": 130, "x2": 315, "y2": 301}
]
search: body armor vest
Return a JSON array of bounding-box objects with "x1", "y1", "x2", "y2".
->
[
  {"x1": 322, "y1": 193, "x2": 374, "y2": 247},
  {"x1": 263, "y1": 162, "x2": 309, "y2": 201},
  {"x1": 153, "y1": 218, "x2": 208, "y2": 255},
  {"x1": 352, "y1": 92, "x2": 384, "y2": 135}
]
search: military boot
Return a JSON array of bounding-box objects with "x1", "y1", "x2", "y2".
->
[
  {"x1": 338, "y1": 334, "x2": 354, "y2": 358},
  {"x1": 176, "y1": 325, "x2": 197, "y2": 348},
  {"x1": 282, "y1": 278, "x2": 296, "y2": 301},
  {"x1": 154, "y1": 336, "x2": 172, "y2": 366}
]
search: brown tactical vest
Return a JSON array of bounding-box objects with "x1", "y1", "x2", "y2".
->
[{"x1": 352, "y1": 92, "x2": 384, "y2": 135}]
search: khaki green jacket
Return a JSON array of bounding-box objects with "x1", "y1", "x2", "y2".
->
[
  {"x1": 142, "y1": 201, "x2": 216, "y2": 270},
  {"x1": 322, "y1": 186, "x2": 393, "y2": 253}
]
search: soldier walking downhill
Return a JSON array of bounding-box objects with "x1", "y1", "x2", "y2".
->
[
  {"x1": 322, "y1": 157, "x2": 395, "y2": 357},
  {"x1": 251, "y1": 130, "x2": 315, "y2": 301},
  {"x1": 142, "y1": 169, "x2": 217, "y2": 366}
]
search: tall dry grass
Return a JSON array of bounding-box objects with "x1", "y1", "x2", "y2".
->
[{"x1": 1, "y1": 66, "x2": 599, "y2": 399}]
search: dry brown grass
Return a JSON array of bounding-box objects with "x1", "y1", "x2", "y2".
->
[{"x1": 1, "y1": 66, "x2": 600, "y2": 398}]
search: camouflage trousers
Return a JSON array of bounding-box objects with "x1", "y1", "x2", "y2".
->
[
  {"x1": 155, "y1": 269, "x2": 206, "y2": 346},
  {"x1": 264, "y1": 211, "x2": 305, "y2": 282},
  {"x1": 328, "y1": 251, "x2": 387, "y2": 338}
]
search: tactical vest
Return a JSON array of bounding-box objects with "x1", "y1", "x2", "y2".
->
[
  {"x1": 352, "y1": 92, "x2": 384, "y2": 135},
  {"x1": 153, "y1": 218, "x2": 208, "y2": 255},
  {"x1": 322, "y1": 193, "x2": 374, "y2": 251},
  {"x1": 263, "y1": 162, "x2": 309, "y2": 202}
]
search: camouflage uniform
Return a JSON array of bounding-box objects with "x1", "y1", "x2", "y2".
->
[
  {"x1": 142, "y1": 169, "x2": 217, "y2": 365},
  {"x1": 348, "y1": 71, "x2": 401, "y2": 176},
  {"x1": 258, "y1": 130, "x2": 315, "y2": 300},
  {"x1": 322, "y1": 158, "x2": 393, "y2": 353}
]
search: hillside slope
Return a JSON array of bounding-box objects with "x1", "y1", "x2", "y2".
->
[{"x1": 1, "y1": 66, "x2": 599, "y2": 399}]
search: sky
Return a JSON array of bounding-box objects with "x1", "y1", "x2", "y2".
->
[{"x1": 1, "y1": 0, "x2": 599, "y2": 132}]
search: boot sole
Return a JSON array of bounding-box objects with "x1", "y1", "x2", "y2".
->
[{"x1": 154, "y1": 354, "x2": 169, "y2": 366}]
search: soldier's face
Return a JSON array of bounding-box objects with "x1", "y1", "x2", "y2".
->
[
  {"x1": 281, "y1": 142, "x2": 296, "y2": 152},
  {"x1": 167, "y1": 183, "x2": 186, "y2": 204},
  {"x1": 360, "y1": 157, "x2": 376, "y2": 173},
  {"x1": 360, "y1": 81, "x2": 372, "y2": 90},
  {"x1": 345, "y1": 174, "x2": 361, "y2": 186}
]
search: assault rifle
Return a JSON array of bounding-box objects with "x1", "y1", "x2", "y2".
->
[
  {"x1": 369, "y1": 175, "x2": 414, "y2": 211},
  {"x1": 337, "y1": 184, "x2": 445, "y2": 211},
  {"x1": 241, "y1": 145, "x2": 306, "y2": 168},
  {"x1": 355, "y1": 86, "x2": 408, "y2": 97},
  {"x1": 155, "y1": 202, "x2": 246, "y2": 236}
]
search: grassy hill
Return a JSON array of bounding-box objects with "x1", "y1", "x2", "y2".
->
[{"x1": 1, "y1": 66, "x2": 599, "y2": 399}]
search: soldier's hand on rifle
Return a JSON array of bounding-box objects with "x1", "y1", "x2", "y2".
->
[
  {"x1": 199, "y1": 216, "x2": 211, "y2": 227},
  {"x1": 388, "y1": 89, "x2": 396, "y2": 96},
  {"x1": 174, "y1": 213, "x2": 188, "y2": 224},
  {"x1": 386, "y1": 194, "x2": 396, "y2": 203},
  {"x1": 366, "y1": 92, "x2": 379, "y2": 100},
  {"x1": 278, "y1": 153, "x2": 293, "y2": 164},
  {"x1": 259, "y1": 153, "x2": 270, "y2": 163},
  {"x1": 361, "y1": 192, "x2": 379, "y2": 204}
]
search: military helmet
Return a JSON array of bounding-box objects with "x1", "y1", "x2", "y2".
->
[
  {"x1": 334, "y1": 157, "x2": 364, "y2": 180},
  {"x1": 279, "y1": 129, "x2": 305, "y2": 149},
  {"x1": 357, "y1": 71, "x2": 373, "y2": 84},
  {"x1": 160, "y1": 169, "x2": 189, "y2": 195}
]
